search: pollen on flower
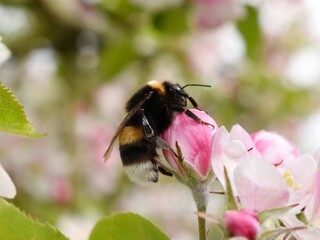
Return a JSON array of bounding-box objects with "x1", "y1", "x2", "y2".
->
[
  {"x1": 293, "y1": 183, "x2": 302, "y2": 191},
  {"x1": 284, "y1": 175, "x2": 294, "y2": 187},
  {"x1": 282, "y1": 170, "x2": 301, "y2": 191}
]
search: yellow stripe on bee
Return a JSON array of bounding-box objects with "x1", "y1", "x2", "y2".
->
[
  {"x1": 147, "y1": 80, "x2": 165, "y2": 95},
  {"x1": 119, "y1": 126, "x2": 144, "y2": 145}
]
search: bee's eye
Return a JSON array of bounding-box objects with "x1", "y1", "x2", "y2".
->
[{"x1": 168, "y1": 88, "x2": 174, "y2": 94}]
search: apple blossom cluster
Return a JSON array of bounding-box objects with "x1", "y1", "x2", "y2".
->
[{"x1": 162, "y1": 109, "x2": 320, "y2": 240}]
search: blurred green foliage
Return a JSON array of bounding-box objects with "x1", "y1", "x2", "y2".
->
[
  {"x1": 0, "y1": 0, "x2": 319, "y2": 239},
  {"x1": 2, "y1": 1, "x2": 314, "y2": 129}
]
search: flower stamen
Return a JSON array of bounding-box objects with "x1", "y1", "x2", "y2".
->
[
  {"x1": 282, "y1": 170, "x2": 301, "y2": 191},
  {"x1": 293, "y1": 183, "x2": 302, "y2": 191}
]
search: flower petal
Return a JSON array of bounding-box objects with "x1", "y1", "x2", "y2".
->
[
  {"x1": 0, "y1": 164, "x2": 16, "y2": 198},
  {"x1": 230, "y1": 125, "x2": 256, "y2": 152},
  {"x1": 163, "y1": 109, "x2": 217, "y2": 177},
  {"x1": 211, "y1": 126, "x2": 230, "y2": 185},
  {"x1": 234, "y1": 157, "x2": 289, "y2": 212},
  {"x1": 211, "y1": 126, "x2": 252, "y2": 191},
  {"x1": 282, "y1": 154, "x2": 318, "y2": 203},
  {"x1": 225, "y1": 140, "x2": 248, "y2": 159},
  {"x1": 251, "y1": 130, "x2": 300, "y2": 165},
  {"x1": 0, "y1": 40, "x2": 11, "y2": 66}
]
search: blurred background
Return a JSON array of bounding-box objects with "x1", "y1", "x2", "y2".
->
[{"x1": 1, "y1": 0, "x2": 320, "y2": 239}]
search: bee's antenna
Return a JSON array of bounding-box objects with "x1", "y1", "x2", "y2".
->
[{"x1": 181, "y1": 84, "x2": 211, "y2": 90}]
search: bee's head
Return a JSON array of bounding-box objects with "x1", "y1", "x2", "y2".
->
[
  {"x1": 164, "y1": 82, "x2": 187, "y2": 111},
  {"x1": 147, "y1": 81, "x2": 211, "y2": 112},
  {"x1": 165, "y1": 81, "x2": 212, "y2": 111}
]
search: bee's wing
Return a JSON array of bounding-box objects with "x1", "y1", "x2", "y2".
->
[{"x1": 103, "y1": 91, "x2": 153, "y2": 161}]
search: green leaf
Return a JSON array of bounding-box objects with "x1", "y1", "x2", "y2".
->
[
  {"x1": 0, "y1": 83, "x2": 43, "y2": 137},
  {"x1": 89, "y1": 212, "x2": 170, "y2": 240},
  {"x1": 0, "y1": 198, "x2": 67, "y2": 240},
  {"x1": 236, "y1": 6, "x2": 261, "y2": 60},
  {"x1": 207, "y1": 224, "x2": 225, "y2": 240},
  {"x1": 258, "y1": 204, "x2": 299, "y2": 224}
]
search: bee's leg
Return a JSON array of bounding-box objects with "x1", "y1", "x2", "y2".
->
[
  {"x1": 141, "y1": 109, "x2": 155, "y2": 139},
  {"x1": 140, "y1": 110, "x2": 175, "y2": 154},
  {"x1": 187, "y1": 96, "x2": 199, "y2": 109},
  {"x1": 187, "y1": 96, "x2": 208, "y2": 113},
  {"x1": 139, "y1": 111, "x2": 177, "y2": 175},
  {"x1": 184, "y1": 109, "x2": 215, "y2": 129},
  {"x1": 154, "y1": 137, "x2": 185, "y2": 176},
  {"x1": 140, "y1": 109, "x2": 177, "y2": 166},
  {"x1": 154, "y1": 137, "x2": 179, "y2": 158},
  {"x1": 158, "y1": 167, "x2": 173, "y2": 176}
]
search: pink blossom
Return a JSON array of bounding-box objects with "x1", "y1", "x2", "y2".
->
[
  {"x1": 212, "y1": 126, "x2": 320, "y2": 236},
  {"x1": 282, "y1": 154, "x2": 317, "y2": 204},
  {"x1": 162, "y1": 109, "x2": 218, "y2": 178},
  {"x1": 251, "y1": 131, "x2": 317, "y2": 204},
  {"x1": 281, "y1": 170, "x2": 320, "y2": 239},
  {"x1": 50, "y1": 177, "x2": 73, "y2": 205},
  {"x1": 224, "y1": 209, "x2": 260, "y2": 240},
  {"x1": 234, "y1": 157, "x2": 290, "y2": 212},
  {"x1": 211, "y1": 125, "x2": 294, "y2": 211},
  {"x1": 251, "y1": 130, "x2": 300, "y2": 166}
]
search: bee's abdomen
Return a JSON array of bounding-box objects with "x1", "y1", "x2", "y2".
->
[
  {"x1": 119, "y1": 141, "x2": 159, "y2": 183},
  {"x1": 118, "y1": 126, "x2": 144, "y2": 145}
]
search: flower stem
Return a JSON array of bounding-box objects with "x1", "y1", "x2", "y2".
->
[
  {"x1": 197, "y1": 212, "x2": 207, "y2": 240},
  {"x1": 192, "y1": 184, "x2": 209, "y2": 240}
]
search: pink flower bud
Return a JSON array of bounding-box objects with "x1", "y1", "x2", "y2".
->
[
  {"x1": 224, "y1": 209, "x2": 260, "y2": 240},
  {"x1": 251, "y1": 130, "x2": 300, "y2": 166},
  {"x1": 162, "y1": 109, "x2": 218, "y2": 178}
]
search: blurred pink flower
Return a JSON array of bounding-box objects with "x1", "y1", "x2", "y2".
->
[
  {"x1": 0, "y1": 164, "x2": 16, "y2": 199},
  {"x1": 195, "y1": 0, "x2": 242, "y2": 29},
  {"x1": 251, "y1": 130, "x2": 300, "y2": 166},
  {"x1": 162, "y1": 109, "x2": 218, "y2": 178},
  {"x1": 51, "y1": 177, "x2": 73, "y2": 205},
  {"x1": 224, "y1": 209, "x2": 260, "y2": 240},
  {"x1": 186, "y1": 25, "x2": 245, "y2": 80}
]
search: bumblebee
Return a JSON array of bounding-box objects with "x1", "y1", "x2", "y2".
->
[{"x1": 104, "y1": 80, "x2": 213, "y2": 184}]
